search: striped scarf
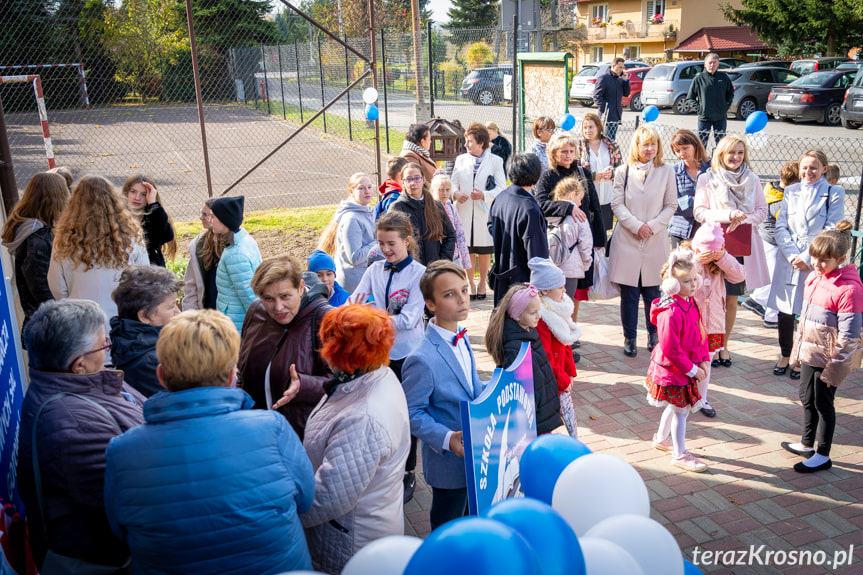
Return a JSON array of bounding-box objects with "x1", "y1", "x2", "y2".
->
[{"x1": 401, "y1": 140, "x2": 431, "y2": 159}]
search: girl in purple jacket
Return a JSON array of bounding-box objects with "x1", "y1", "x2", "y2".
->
[{"x1": 646, "y1": 249, "x2": 711, "y2": 473}]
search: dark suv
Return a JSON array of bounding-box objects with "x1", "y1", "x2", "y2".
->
[{"x1": 460, "y1": 65, "x2": 513, "y2": 106}]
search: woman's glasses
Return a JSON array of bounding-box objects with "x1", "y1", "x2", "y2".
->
[
  {"x1": 404, "y1": 176, "x2": 424, "y2": 184},
  {"x1": 68, "y1": 336, "x2": 111, "y2": 369}
]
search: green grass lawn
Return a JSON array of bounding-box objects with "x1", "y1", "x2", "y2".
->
[{"x1": 174, "y1": 205, "x2": 338, "y2": 237}]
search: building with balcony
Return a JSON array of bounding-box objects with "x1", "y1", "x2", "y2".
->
[{"x1": 571, "y1": 0, "x2": 754, "y2": 67}]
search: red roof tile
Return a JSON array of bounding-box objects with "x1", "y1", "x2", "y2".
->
[{"x1": 675, "y1": 26, "x2": 767, "y2": 52}]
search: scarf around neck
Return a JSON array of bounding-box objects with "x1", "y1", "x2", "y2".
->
[
  {"x1": 539, "y1": 295, "x2": 582, "y2": 345},
  {"x1": 709, "y1": 164, "x2": 757, "y2": 213},
  {"x1": 402, "y1": 140, "x2": 431, "y2": 159}
]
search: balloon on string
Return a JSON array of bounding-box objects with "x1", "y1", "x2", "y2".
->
[
  {"x1": 745, "y1": 110, "x2": 768, "y2": 134},
  {"x1": 578, "y1": 538, "x2": 645, "y2": 575},
  {"x1": 559, "y1": 113, "x2": 576, "y2": 131},
  {"x1": 642, "y1": 105, "x2": 659, "y2": 123},
  {"x1": 342, "y1": 536, "x2": 423, "y2": 575},
  {"x1": 551, "y1": 453, "x2": 649, "y2": 536},
  {"x1": 362, "y1": 87, "x2": 379, "y2": 104},
  {"x1": 365, "y1": 103, "x2": 379, "y2": 121},
  {"x1": 484, "y1": 498, "x2": 586, "y2": 575},
  {"x1": 404, "y1": 517, "x2": 540, "y2": 575},
  {"x1": 585, "y1": 514, "x2": 684, "y2": 575},
  {"x1": 684, "y1": 559, "x2": 705, "y2": 574},
  {"x1": 520, "y1": 434, "x2": 592, "y2": 505}
]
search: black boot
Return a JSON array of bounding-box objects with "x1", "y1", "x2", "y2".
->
[
  {"x1": 647, "y1": 332, "x2": 659, "y2": 352},
  {"x1": 623, "y1": 338, "x2": 637, "y2": 357}
]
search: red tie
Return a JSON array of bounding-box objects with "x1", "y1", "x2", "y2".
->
[{"x1": 452, "y1": 329, "x2": 467, "y2": 347}]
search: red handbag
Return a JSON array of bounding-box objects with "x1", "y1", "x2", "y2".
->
[{"x1": 721, "y1": 223, "x2": 752, "y2": 257}]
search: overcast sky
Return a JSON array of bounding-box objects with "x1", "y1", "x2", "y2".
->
[{"x1": 428, "y1": 0, "x2": 453, "y2": 22}]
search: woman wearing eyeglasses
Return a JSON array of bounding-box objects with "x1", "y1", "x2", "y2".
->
[
  {"x1": 182, "y1": 198, "x2": 222, "y2": 311},
  {"x1": 527, "y1": 116, "x2": 557, "y2": 173},
  {"x1": 18, "y1": 299, "x2": 145, "y2": 572}
]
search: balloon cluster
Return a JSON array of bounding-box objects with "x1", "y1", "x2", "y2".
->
[
  {"x1": 295, "y1": 434, "x2": 704, "y2": 575},
  {"x1": 363, "y1": 87, "x2": 379, "y2": 121}
]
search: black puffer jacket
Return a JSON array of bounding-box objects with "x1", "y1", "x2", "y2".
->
[
  {"x1": 501, "y1": 317, "x2": 562, "y2": 434},
  {"x1": 141, "y1": 202, "x2": 175, "y2": 267},
  {"x1": 1, "y1": 220, "x2": 54, "y2": 326},
  {"x1": 390, "y1": 193, "x2": 456, "y2": 265},
  {"x1": 109, "y1": 316, "x2": 162, "y2": 397},
  {"x1": 18, "y1": 368, "x2": 146, "y2": 568}
]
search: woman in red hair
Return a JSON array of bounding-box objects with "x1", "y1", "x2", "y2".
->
[{"x1": 299, "y1": 304, "x2": 411, "y2": 574}]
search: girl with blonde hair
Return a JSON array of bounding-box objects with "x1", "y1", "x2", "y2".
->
[
  {"x1": 1, "y1": 172, "x2": 70, "y2": 326},
  {"x1": 48, "y1": 174, "x2": 149, "y2": 335},
  {"x1": 121, "y1": 174, "x2": 177, "y2": 266}
]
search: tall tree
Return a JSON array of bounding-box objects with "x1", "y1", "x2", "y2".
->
[
  {"x1": 444, "y1": 0, "x2": 498, "y2": 30},
  {"x1": 721, "y1": 0, "x2": 863, "y2": 57},
  {"x1": 190, "y1": 0, "x2": 280, "y2": 58}
]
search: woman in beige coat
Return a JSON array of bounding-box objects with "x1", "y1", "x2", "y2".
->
[{"x1": 609, "y1": 125, "x2": 677, "y2": 357}]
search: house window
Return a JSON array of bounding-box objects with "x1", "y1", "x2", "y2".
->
[
  {"x1": 647, "y1": 0, "x2": 665, "y2": 23},
  {"x1": 627, "y1": 45, "x2": 641, "y2": 58},
  {"x1": 590, "y1": 4, "x2": 609, "y2": 27},
  {"x1": 591, "y1": 46, "x2": 604, "y2": 61}
]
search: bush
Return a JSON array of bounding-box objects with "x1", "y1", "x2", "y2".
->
[
  {"x1": 465, "y1": 42, "x2": 493, "y2": 69},
  {"x1": 439, "y1": 60, "x2": 466, "y2": 94}
]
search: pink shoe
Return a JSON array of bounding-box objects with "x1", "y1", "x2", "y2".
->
[
  {"x1": 671, "y1": 451, "x2": 708, "y2": 473},
  {"x1": 652, "y1": 435, "x2": 673, "y2": 453}
]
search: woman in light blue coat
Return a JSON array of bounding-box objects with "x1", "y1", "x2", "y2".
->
[
  {"x1": 211, "y1": 196, "x2": 262, "y2": 332},
  {"x1": 768, "y1": 150, "x2": 845, "y2": 377}
]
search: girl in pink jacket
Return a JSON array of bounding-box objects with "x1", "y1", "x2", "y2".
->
[
  {"x1": 782, "y1": 221, "x2": 863, "y2": 473},
  {"x1": 646, "y1": 249, "x2": 711, "y2": 472},
  {"x1": 688, "y1": 222, "x2": 745, "y2": 418}
]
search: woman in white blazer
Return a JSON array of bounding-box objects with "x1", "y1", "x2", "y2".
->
[
  {"x1": 608, "y1": 125, "x2": 677, "y2": 357},
  {"x1": 767, "y1": 149, "x2": 845, "y2": 378},
  {"x1": 451, "y1": 122, "x2": 506, "y2": 300}
]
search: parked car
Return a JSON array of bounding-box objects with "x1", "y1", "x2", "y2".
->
[
  {"x1": 836, "y1": 62, "x2": 863, "y2": 72},
  {"x1": 640, "y1": 60, "x2": 732, "y2": 114},
  {"x1": 624, "y1": 67, "x2": 651, "y2": 112},
  {"x1": 738, "y1": 60, "x2": 793, "y2": 69},
  {"x1": 720, "y1": 58, "x2": 749, "y2": 68},
  {"x1": 790, "y1": 57, "x2": 849, "y2": 76},
  {"x1": 766, "y1": 69, "x2": 857, "y2": 125},
  {"x1": 839, "y1": 70, "x2": 863, "y2": 129},
  {"x1": 569, "y1": 60, "x2": 651, "y2": 106},
  {"x1": 727, "y1": 67, "x2": 801, "y2": 120},
  {"x1": 460, "y1": 65, "x2": 513, "y2": 106}
]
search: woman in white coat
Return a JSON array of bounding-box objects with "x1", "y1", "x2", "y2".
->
[
  {"x1": 768, "y1": 149, "x2": 845, "y2": 379},
  {"x1": 694, "y1": 134, "x2": 769, "y2": 368},
  {"x1": 608, "y1": 125, "x2": 677, "y2": 357},
  {"x1": 451, "y1": 121, "x2": 506, "y2": 300}
]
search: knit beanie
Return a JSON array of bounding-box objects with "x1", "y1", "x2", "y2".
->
[
  {"x1": 210, "y1": 196, "x2": 245, "y2": 233},
  {"x1": 692, "y1": 221, "x2": 725, "y2": 253},
  {"x1": 528, "y1": 257, "x2": 566, "y2": 291},
  {"x1": 307, "y1": 249, "x2": 336, "y2": 273}
]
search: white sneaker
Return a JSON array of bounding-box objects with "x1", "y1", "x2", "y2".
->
[
  {"x1": 671, "y1": 451, "x2": 708, "y2": 473},
  {"x1": 652, "y1": 435, "x2": 673, "y2": 452}
]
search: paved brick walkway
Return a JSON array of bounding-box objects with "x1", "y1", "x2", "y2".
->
[{"x1": 403, "y1": 295, "x2": 863, "y2": 574}]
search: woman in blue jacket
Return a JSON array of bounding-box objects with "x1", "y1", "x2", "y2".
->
[
  {"x1": 211, "y1": 196, "x2": 262, "y2": 332},
  {"x1": 104, "y1": 310, "x2": 315, "y2": 575}
]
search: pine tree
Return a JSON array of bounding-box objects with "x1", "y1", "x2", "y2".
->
[
  {"x1": 191, "y1": 0, "x2": 280, "y2": 58},
  {"x1": 445, "y1": 0, "x2": 498, "y2": 29}
]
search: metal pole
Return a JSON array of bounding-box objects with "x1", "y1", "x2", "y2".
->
[
  {"x1": 0, "y1": 92, "x2": 19, "y2": 214},
  {"x1": 381, "y1": 28, "x2": 390, "y2": 154},
  {"x1": 345, "y1": 34, "x2": 352, "y2": 141},
  {"x1": 854, "y1": 164, "x2": 863, "y2": 257},
  {"x1": 318, "y1": 37, "x2": 327, "y2": 132},
  {"x1": 261, "y1": 43, "x2": 271, "y2": 115},
  {"x1": 512, "y1": 12, "x2": 519, "y2": 152},
  {"x1": 294, "y1": 38, "x2": 304, "y2": 122},
  {"x1": 368, "y1": 0, "x2": 382, "y2": 186},
  {"x1": 427, "y1": 19, "x2": 434, "y2": 117},
  {"x1": 277, "y1": 43, "x2": 286, "y2": 119},
  {"x1": 184, "y1": 0, "x2": 213, "y2": 197}
]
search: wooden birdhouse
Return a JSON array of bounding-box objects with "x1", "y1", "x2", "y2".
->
[{"x1": 425, "y1": 118, "x2": 465, "y2": 162}]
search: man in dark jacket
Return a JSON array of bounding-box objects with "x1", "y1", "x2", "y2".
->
[
  {"x1": 593, "y1": 57, "x2": 630, "y2": 141},
  {"x1": 488, "y1": 153, "x2": 549, "y2": 307},
  {"x1": 686, "y1": 53, "x2": 734, "y2": 148}
]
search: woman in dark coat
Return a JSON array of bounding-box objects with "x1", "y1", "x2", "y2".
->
[
  {"x1": 122, "y1": 174, "x2": 177, "y2": 267},
  {"x1": 0, "y1": 172, "x2": 69, "y2": 328}
]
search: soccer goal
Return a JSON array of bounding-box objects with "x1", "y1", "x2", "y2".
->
[{"x1": 0, "y1": 74, "x2": 56, "y2": 169}]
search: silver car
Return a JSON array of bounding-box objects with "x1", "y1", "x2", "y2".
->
[
  {"x1": 569, "y1": 60, "x2": 650, "y2": 107},
  {"x1": 727, "y1": 67, "x2": 800, "y2": 120},
  {"x1": 640, "y1": 60, "x2": 731, "y2": 114}
]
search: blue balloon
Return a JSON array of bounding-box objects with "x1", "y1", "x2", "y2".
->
[
  {"x1": 404, "y1": 517, "x2": 540, "y2": 575},
  {"x1": 684, "y1": 559, "x2": 705, "y2": 574},
  {"x1": 484, "y1": 498, "x2": 586, "y2": 575},
  {"x1": 745, "y1": 110, "x2": 768, "y2": 134},
  {"x1": 365, "y1": 103, "x2": 379, "y2": 121},
  {"x1": 642, "y1": 105, "x2": 659, "y2": 123},
  {"x1": 559, "y1": 113, "x2": 576, "y2": 131},
  {"x1": 520, "y1": 434, "x2": 591, "y2": 504}
]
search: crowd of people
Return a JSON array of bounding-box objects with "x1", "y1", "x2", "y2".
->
[{"x1": 2, "y1": 85, "x2": 861, "y2": 573}]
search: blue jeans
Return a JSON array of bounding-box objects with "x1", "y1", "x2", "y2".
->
[
  {"x1": 697, "y1": 119, "x2": 727, "y2": 148},
  {"x1": 430, "y1": 487, "x2": 468, "y2": 529},
  {"x1": 619, "y1": 276, "x2": 660, "y2": 340}
]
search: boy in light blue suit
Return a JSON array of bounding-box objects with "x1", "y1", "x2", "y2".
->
[{"x1": 402, "y1": 261, "x2": 486, "y2": 529}]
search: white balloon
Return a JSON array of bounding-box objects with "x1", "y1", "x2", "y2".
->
[
  {"x1": 551, "y1": 453, "x2": 649, "y2": 536},
  {"x1": 362, "y1": 87, "x2": 379, "y2": 104},
  {"x1": 579, "y1": 537, "x2": 645, "y2": 575},
  {"x1": 341, "y1": 535, "x2": 423, "y2": 575},
  {"x1": 585, "y1": 515, "x2": 683, "y2": 575},
  {"x1": 747, "y1": 132, "x2": 768, "y2": 150}
]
